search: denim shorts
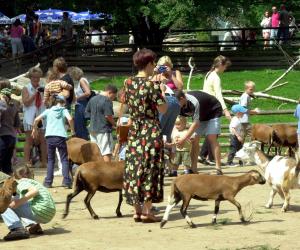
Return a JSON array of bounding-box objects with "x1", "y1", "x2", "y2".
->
[{"x1": 195, "y1": 117, "x2": 221, "y2": 136}]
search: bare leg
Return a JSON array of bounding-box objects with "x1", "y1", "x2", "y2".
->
[
  {"x1": 24, "y1": 131, "x2": 33, "y2": 164},
  {"x1": 38, "y1": 131, "x2": 47, "y2": 167},
  {"x1": 207, "y1": 134, "x2": 221, "y2": 171},
  {"x1": 212, "y1": 200, "x2": 221, "y2": 224},
  {"x1": 191, "y1": 135, "x2": 200, "y2": 173},
  {"x1": 103, "y1": 154, "x2": 112, "y2": 162},
  {"x1": 265, "y1": 189, "x2": 277, "y2": 208}
]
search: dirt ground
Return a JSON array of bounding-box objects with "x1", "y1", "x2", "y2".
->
[{"x1": 1, "y1": 164, "x2": 300, "y2": 250}]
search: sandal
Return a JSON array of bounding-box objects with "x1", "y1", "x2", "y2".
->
[
  {"x1": 215, "y1": 168, "x2": 223, "y2": 175},
  {"x1": 141, "y1": 213, "x2": 161, "y2": 223},
  {"x1": 133, "y1": 213, "x2": 142, "y2": 223}
]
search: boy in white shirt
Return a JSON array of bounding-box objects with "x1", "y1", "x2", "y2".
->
[
  {"x1": 239, "y1": 81, "x2": 257, "y2": 141},
  {"x1": 168, "y1": 116, "x2": 193, "y2": 176},
  {"x1": 227, "y1": 104, "x2": 248, "y2": 166}
]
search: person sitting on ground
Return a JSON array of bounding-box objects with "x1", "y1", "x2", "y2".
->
[
  {"x1": 85, "y1": 84, "x2": 118, "y2": 162},
  {"x1": 239, "y1": 81, "x2": 258, "y2": 141},
  {"x1": 43, "y1": 68, "x2": 73, "y2": 107},
  {"x1": 227, "y1": 104, "x2": 248, "y2": 167},
  {"x1": 1, "y1": 165, "x2": 56, "y2": 241},
  {"x1": 167, "y1": 116, "x2": 193, "y2": 176},
  {"x1": 32, "y1": 95, "x2": 74, "y2": 189}
]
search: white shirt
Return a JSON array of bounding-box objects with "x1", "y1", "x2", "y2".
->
[
  {"x1": 203, "y1": 71, "x2": 227, "y2": 110},
  {"x1": 229, "y1": 116, "x2": 243, "y2": 137},
  {"x1": 75, "y1": 77, "x2": 90, "y2": 98},
  {"x1": 239, "y1": 92, "x2": 251, "y2": 123},
  {"x1": 91, "y1": 30, "x2": 101, "y2": 45}
]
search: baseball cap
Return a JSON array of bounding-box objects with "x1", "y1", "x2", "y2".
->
[{"x1": 231, "y1": 104, "x2": 248, "y2": 114}]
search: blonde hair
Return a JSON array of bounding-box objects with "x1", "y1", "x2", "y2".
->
[
  {"x1": 244, "y1": 81, "x2": 256, "y2": 89},
  {"x1": 53, "y1": 57, "x2": 67, "y2": 73},
  {"x1": 175, "y1": 116, "x2": 187, "y2": 126},
  {"x1": 28, "y1": 67, "x2": 43, "y2": 78},
  {"x1": 157, "y1": 56, "x2": 173, "y2": 68},
  {"x1": 211, "y1": 55, "x2": 231, "y2": 70},
  {"x1": 14, "y1": 165, "x2": 34, "y2": 180},
  {"x1": 46, "y1": 68, "x2": 58, "y2": 82},
  {"x1": 68, "y1": 66, "x2": 84, "y2": 81}
]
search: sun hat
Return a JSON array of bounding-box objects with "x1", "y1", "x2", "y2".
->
[{"x1": 231, "y1": 104, "x2": 248, "y2": 114}]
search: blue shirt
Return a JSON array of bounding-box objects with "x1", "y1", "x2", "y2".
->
[
  {"x1": 41, "y1": 106, "x2": 70, "y2": 138},
  {"x1": 294, "y1": 104, "x2": 300, "y2": 134}
]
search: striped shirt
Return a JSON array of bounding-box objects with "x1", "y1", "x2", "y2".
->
[
  {"x1": 44, "y1": 80, "x2": 72, "y2": 104},
  {"x1": 17, "y1": 178, "x2": 56, "y2": 224}
]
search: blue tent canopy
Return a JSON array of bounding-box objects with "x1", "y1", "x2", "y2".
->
[{"x1": 0, "y1": 12, "x2": 11, "y2": 24}]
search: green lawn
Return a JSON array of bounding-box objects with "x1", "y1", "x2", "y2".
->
[{"x1": 91, "y1": 69, "x2": 299, "y2": 125}]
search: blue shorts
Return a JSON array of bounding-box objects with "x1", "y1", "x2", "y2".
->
[{"x1": 195, "y1": 117, "x2": 221, "y2": 136}]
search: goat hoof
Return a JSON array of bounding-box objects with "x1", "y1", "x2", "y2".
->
[
  {"x1": 211, "y1": 218, "x2": 217, "y2": 224},
  {"x1": 265, "y1": 204, "x2": 272, "y2": 209},
  {"x1": 116, "y1": 212, "x2": 123, "y2": 217},
  {"x1": 62, "y1": 213, "x2": 67, "y2": 219},
  {"x1": 160, "y1": 220, "x2": 167, "y2": 228},
  {"x1": 281, "y1": 207, "x2": 287, "y2": 213},
  {"x1": 240, "y1": 217, "x2": 246, "y2": 223},
  {"x1": 93, "y1": 215, "x2": 100, "y2": 220}
]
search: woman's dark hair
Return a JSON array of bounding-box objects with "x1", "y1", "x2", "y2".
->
[
  {"x1": 13, "y1": 19, "x2": 22, "y2": 27},
  {"x1": 105, "y1": 84, "x2": 118, "y2": 94},
  {"x1": 174, "y1": 90, "x2": 186, "y2": 100},
  {"x1": 133, "y1": 48, "x2": 156, "y2": 70}
]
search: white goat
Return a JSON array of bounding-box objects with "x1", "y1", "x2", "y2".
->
[{"x1": 235, "y1": 142, "x2": 300, "y2": 212}]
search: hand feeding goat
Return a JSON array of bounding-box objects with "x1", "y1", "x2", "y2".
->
[
  {"x1": 160, "y1": 170, "x2": 265, "y2": 228},
  {"x1": 235, "y1": 142, "x2": 300, "y2": 212},
  {"x1": 63, "y1": 160, "x2": 124, "y2": 219},
  {"x1": 0, "y1": 177, "x2": 18, "y2": 213}
]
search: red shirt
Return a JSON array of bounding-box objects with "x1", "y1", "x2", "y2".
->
[{"x1": 271, "y1": 13, "x2": 280, "y2": 27}]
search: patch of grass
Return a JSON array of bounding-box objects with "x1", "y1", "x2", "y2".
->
[
  {"x1": 263, "y1": 230, "x2": 285, "y2": 236},
  {"x1": 90, "y1": 69, "x2": 299, "y2": 125},
  {"x1": 218, "y1": 218, "x2": 232, "y2": 225}
]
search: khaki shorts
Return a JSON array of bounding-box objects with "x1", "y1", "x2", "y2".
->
[
  {"x1": 90, "y1": 132, "x2": 113, "y2": 156},
  {"x1": 172, "y1": 151, "x2": 191, "y2": 167}
]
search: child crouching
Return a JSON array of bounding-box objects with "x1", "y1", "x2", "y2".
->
[{"x1": 1, "y1": 165, "x2": 56, "y2": 241}]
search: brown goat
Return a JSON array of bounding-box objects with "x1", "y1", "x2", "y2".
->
[
  {"x1": 160, "y1": 170, "x2": 266, "y2": 228},
  {"x1": 0, "y1": 177, "x2": 18, "y2": 213},
  {"x1": 66, "y1": 137, "x2": 103, "y2": 165},
  {"x1": 251, "y1": 124, "x2": 274, "y2": 154},
  {"x1": 63, "y1": 160, "x2": 124, "y2": 219},
  {"x1": 272, "y1": 124, "x2": 297, "y2": 156}
]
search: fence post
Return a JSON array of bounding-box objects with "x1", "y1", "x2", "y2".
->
[{"x1": 241, "y1": 28, "x2": 246, "y2": 50}]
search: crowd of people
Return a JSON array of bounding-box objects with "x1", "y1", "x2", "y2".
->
[{"x1": 0, "y1": 48, "x2": 299, "y2": 240}]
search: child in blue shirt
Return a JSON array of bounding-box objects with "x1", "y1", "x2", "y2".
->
[
  {"x1": 294, "y1": 99, "x2": 300, "y2": 154},
  {"x1": 32, "y1": 95, "x2": 74, "y2": 188}
]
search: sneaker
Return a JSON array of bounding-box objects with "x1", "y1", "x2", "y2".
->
[
  {"x1": 61, "y1": 183, "x2": 72, "y2": 189},
  {"x1": 26, "y1": 224, "x2": 43, "y2": 235},
  {"x1": 168, "y1": 171, "x2": 178, "y2": 177},
  {"x1": 43, "y1": 183, "x2": 53, "y2": 188},
  {"x1": 54, "y1": 170, "x2": 63, "y2": 176},
  {"x1": 227, "y1": 162, "x2": 239, "y2": 168},
  {"x1": 198, "y1": 157, "x2": 211, "y2": 165},
  {"x1": 3, "y1": 228, "x2": 30, "y2": 241}
]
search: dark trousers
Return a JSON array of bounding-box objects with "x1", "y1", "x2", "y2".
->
[
  {"x1": 227, "y1": 135, "x2": 243, "y2": 164},
  {"x1": 0, "y1": 135, "x2": 16, "y2": 175},
  {"x1": 74, "y1": 100, "x2": 89, "y2": 140},
  {"x1": 199, "y1": 137, "x2": 215, "y2": 161},
  {"x1": 45, "y1": 136, "x2": 71, "y2": 186},
  {"x1": 277, "y1": 27, "x2": 289, "y2": 44}
]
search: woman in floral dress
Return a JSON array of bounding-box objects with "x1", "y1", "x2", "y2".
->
[{"x1": 122, "y1": 49, "x2": 168, "y2": 223}]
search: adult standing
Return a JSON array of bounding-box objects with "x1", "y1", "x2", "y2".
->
[
  {"x1": 60, "y1": 12, "x2": 73, "y2": 40},
  {"x1": 69, "y1": 67, "x2": 91, "y2": 140},
  {"x1": 0, "y1": 88, "x2": 21, "y2": 175},
  {"x1": 53, "y1": 57, "x2": 74, "y2": 110},
  {"x1": 175, "y1": 90, "x2": 223, "y2": 175},
  {"x1": 153, "y1": 56, "x2": 183, "y2": 142},
  {"x1": 201, "y1": 55, "x2": 231, "y2": 168},
  {"x1": 10, "y1": 19, "x2": 24, "y2": 58},
  {"x1": 122, "y1": 49, "x2": 167, "y2": 223},
  {"x1": 260, "y1": 11, "x2": 272, "y2": 49},
  {"x1": 270, "y1": 6, "x2": 280, "y2": 45},
  {"x1": 278, "y1": 5, "x2": 290, "y2": 44},
  {"x1": 21, "y1": 67, "x2": 47, "y2": 168}
]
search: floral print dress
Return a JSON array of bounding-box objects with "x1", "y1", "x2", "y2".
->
[{"x1": 123, "y1": 77, "x2": 165, "y2": 205}]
